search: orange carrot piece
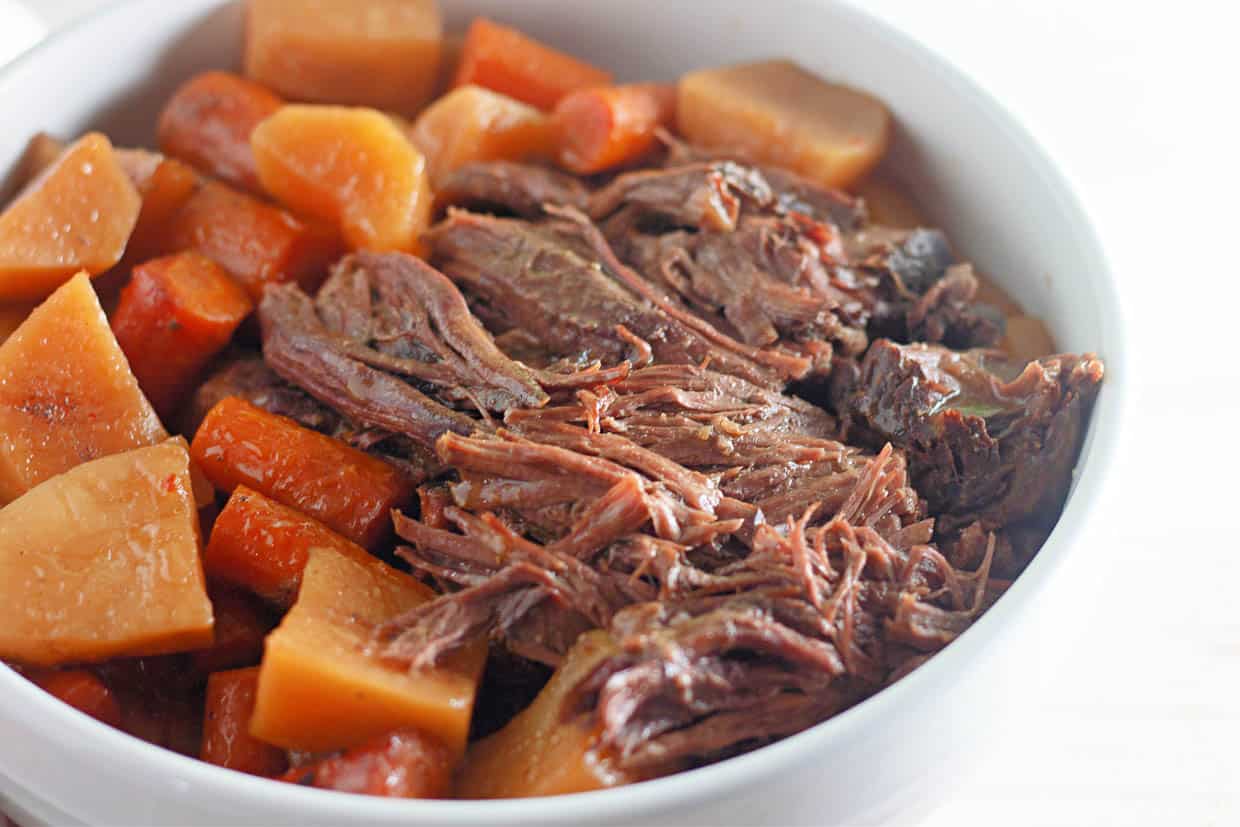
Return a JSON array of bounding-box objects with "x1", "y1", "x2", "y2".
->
[
  {"x1": 205, "y1": 486, "x2": 372, "y2": 608},
  {"x1": 158, "y1": 71, "x2": 284, "y2": 194},
  {"x1": 165, "y1": 181, "x2": 342, "y2": 300},
  {"x1": 30, "y1": 669, "x2": 123, "y2": 728},
  {"x1": 115, "y1": 151, "x2": 202, "y2": 264},
  {"x1": 111, "y1": 252, "x2": 252, "y2": 419},
  {"x1": 202, "y1": 667, "x2": 288, "y2": 777},
  {"x1": 553, "y1": 83, "x2": 677, "y2": 174},
  {"x1": 452, "y1": 17, "x2": 612, "y2": 111},
  {"x1": 190, "y1": 587, "x2": 277, "y2": 675},
  {"x1": 190, "y1": 397, "x2": 413, "y2": 549},
  {"x1": 280, "y1": 727, "x2": 453, "y2": 798}
]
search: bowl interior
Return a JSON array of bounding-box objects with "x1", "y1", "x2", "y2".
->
[{"x1": 0, "y1": 1, "x2": 1124, "y2": 824}]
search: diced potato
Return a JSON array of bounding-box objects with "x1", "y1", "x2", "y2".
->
[
  {"x1": 456, "y1": 631, "x2": 640, "y2": 798},
  {"x1": 0, "y1": 272, "x2": 167, "y2": 504},
  {"x1": 410, "y1": 85, "x2": 554, "y2": 186},
  {"x1": 1003, "y1": 315, "x2": 1057, "y2": 364},
  {"x1": 250, "y1": 547, "x2": 486, "y2": 756},
  {"x1": 854, "y1": 174, "x2": 927, "y2": 227},
  {"x1": 252, "y1": 105, "x2": 432, "y2": 253},
  {"x1": 678, "y1": 60, "x2": 890, "y2": 190},
  {"x1": 244, "y1": 0, "x2": 443, "y2": 114},
  {"x1": 0, "y1": 133, "x2": 141, "y2": 300},
  {"x1": 0, "y1": 441, "x2": 214, "y2": 666}
]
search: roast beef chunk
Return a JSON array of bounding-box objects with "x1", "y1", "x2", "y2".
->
[
  {"x1": 427, "y1": 210, "x2": 805, "y2": 387},
  {"x1": 841, "y1": 340, "x2": 1105, "y2": 529},
  {"x1": 315, "y1": 251, "x2": 550, "y2": 411},
  {"x1": 260, "y1": 282, "x2": 480, "y2": 449},
  {"x1": 434, "y1": 161, "x2": 589, "y2": 218},
  {"x1": 852, "y1": 228, "x2": 1005, "y2": 349},
  {"x1": 589, "y1": 161, "x2": 774, "y2": 232}
]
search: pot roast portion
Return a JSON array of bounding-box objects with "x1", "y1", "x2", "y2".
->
[{"x1": 245, "y1": 156, "x2": 1101, "y2": 781}]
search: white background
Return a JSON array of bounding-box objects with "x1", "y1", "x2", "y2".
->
[{"x1": 5, "y1": 1, "x2": 1240, "y2": 825}]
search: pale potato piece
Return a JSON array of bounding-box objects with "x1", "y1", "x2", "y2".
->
[
  {"x1": 0, "y1": 133, "x2": 141, "y2": 300},
  {"x1": 0, "y1": 441, "x2": 213, "y2": 666},
  {"x1": 250, "y1": 546, "x2": 486, "y2": 756},
  {"x1": 409, "y1": 84, "x2": 554, "y2": 186},
  {"x1": 245, "y1": 0, "x2": 443, "y2": 115},
  {"x1": 0, "y1": 272, "x2": 167, "y2": 505},
  {"x1": 678, "y1": 60, "x2": 890, "y2": 190}
]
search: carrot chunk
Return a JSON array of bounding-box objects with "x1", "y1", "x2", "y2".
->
[
  {"x1": 202, "y1": 667, "x2": 288, "y2": 776},
  {"x1": 281, "y1": 728, "x2": 453, "y2": 798},
  {"x1": 452, "y1": 17, "x2": 612, "y2": 111},
  {"x1": 553, "y1": 83, "x2": 677, "y2": 174},
  {"x1": 114, "y1": 151, "x2": 201, "y2": 263},
  {"x1": 251, "y1": 105, "x2": 432, "y2": 253},
  {"x1": 158, "y1": 71, "x2": 284, "y2": 194},
  {"x1": 165, "y1": 181, "x2": 342, "y2": 300},
  {"x1": 111, "y1": 252, "x2": 252, "y2": 419},
  {"x1": 190, "y1": 397, "x2": 413, "y2": 549},
  {"x1": 205, "y1": 486, "x2": 373, "y2": 608},
  {"x1": 190, "y1": 587, "x2": 277, "y2": 675},
  {"x1": 30, "y1": 669, "x2": 123, "y2": 728},
  {"x1": 0, "y1": 133, "x2": 141, "y2": 300}
]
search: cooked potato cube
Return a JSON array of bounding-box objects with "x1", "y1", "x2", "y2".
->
[
  {"x1": 0, "y1": 133, "x2": 141, "y2": 300},
  {"x1": 244, "y1": 0, "x2": 442, "y2": 114},
  {"x1": 0, "y1": 272, "x2": 167, "y2": 504},
  {"x1": 0, "y1": 441, "x2": 214, "y2": 666},
  {"x1": 677, "y1": 60, "x2": 890, "y2": 190}
]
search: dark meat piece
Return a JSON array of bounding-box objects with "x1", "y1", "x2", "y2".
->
[
  {"x1": 427, "y1": 210, "x2": 803, "y2": 387},
  {"x1": 614, "y1": 215, "x2": 865, "y2": 360},
  {"x1": 841, "y1": 340, "x2": 1105, "y2": 529},
  {"x1": 316, "y1": 251, "x2": 550, "y2": 411},
  {"x1": 260, "y1": 282, "x2": 479, "y2": 449},
  {"x1": 183, "y1": 354, "x2": 342, "y2": 438},
  {"x1": 589, "y1": 161, "x2": 774, "y2": 233},
  {"x1": 434, "y1": 161, "x2": 589, "y2": 218},
  {"x1": 564, "y1": 513, "x2": 992, "y2": 773},
  {"x1": 852, "y1": 229, "x2": 1005, "y2": 349}
]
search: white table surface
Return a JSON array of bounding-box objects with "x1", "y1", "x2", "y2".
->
[{"x1": 6, "y1": 1, "x2": 1239, "y2": 825}]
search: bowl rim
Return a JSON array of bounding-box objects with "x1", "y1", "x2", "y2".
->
[{"x1": 0, "y1": 0, "x2": 1128, "y2": 821}]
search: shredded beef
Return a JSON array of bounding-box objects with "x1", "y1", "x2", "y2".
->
[
  {"x1": 840, "y1": 340, "x2": 1104, "y2": 529},
  {"x1": 434, "y1": 161, "x2": 589, "y2": 218}
]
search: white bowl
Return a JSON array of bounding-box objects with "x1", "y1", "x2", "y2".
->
[{"x1": 0, "y1": 1, "x2": 1126, "y2": 825}]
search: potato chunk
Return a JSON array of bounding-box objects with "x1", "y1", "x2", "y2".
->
[
  {"x1": 677, "y1": 60, "x2": 890, "y2": 190},
  {"x1": 410, "y1": 85, "x2": 553, "y2": 186},
  {"x1": 0, "y1": 441, "x2": 214, "y2": 666},
  {"x1": 0, "y1": 272, "x2": 166, "y2": 504},
  {"x1": 244, "y1": 0, "x2": 442, "y2": 114},
  {"x1": 250, "y1": 547, "x2": 485, "y2": 756},
  {"x1": 0, "y1": 133, "x2": 141, "y2": 300},
  {"x1": 456, "y1": 631, "x2": 641, "y2": 798},
  {"x1": 252, "y1": 105, "x2": 432, "y2": 253}
]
